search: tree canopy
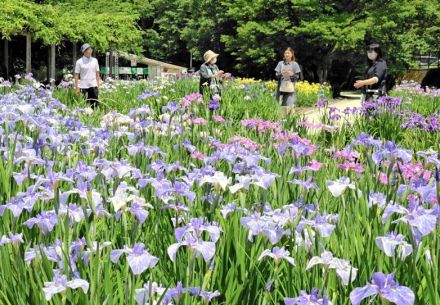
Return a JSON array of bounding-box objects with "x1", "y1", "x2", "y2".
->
[
  {"x1": 0, "y1": 0, "x2": 143, "y2": 52},
  {"x1": 1, "y1": 0, "x2": 439, "y2": 81}
]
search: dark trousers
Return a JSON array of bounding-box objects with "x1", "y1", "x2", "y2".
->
[{"x1": 81, "y1": 87, "x2": 99, "y2": 108}]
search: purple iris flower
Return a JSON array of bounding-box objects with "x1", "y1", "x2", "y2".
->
[
  {"x1": 350, "y1": 272, "x2": 414, "y2": 305},
  {"x1": 285, "y1": 288, "x2": 332, "y2": 305},
  {"x1": 161, "y1": 101, "x2": 181, "y2": 114},
  {"x1": 368, "y1": 192, "x2": 387, "y2": 209},
  {"x1": 372, "y1": 141, "x2": 412, "y2": 165},
  {"x1": 43, "y1": 271, "x2": 89, "y2": 301},
  {"x1": 241, "y1": 212, "x2": 291, "y2": 244},
  {"x1": 58, "y1": 203, "x2": 88, "y2": 225},
  {"x1": 110, "y1": 243, "x2": 159, "y2": 275},
  {"x1": 0, "y1": 188, "x2": 40, "y2": 217},
  {"x1": 208, "y1": 98, "x2": 220, "y2": 111},
  {"x1": 306, "y1": 251, "x2": 357, "y2": 285},
  {"x1": 297, "y1": 213, "x2": 338, "y2": 238},
  {"x1": 258, "y1": 246, "x2": 295, "y2": 266},
  {"x1": 24, "y1": 210, "x2": 58, "y2": 235},
  {"x1": 0, "y1": 232, "x2": 24, "y2": 247},
  {"x1": 375, "y1": 232, "x2": 413, "y2": 260},
  {"x1": 137, "y1": 90, "x2": 160, "y2": 101},
  {"x1": 288, "y1": 176, "x2": 319, "y2": 191},
  {"x1": 167, "y1": 218, "x2": 221, "y2": 262},
  {"x1": 382, "y1": 202, "x2": 439, "y2": 243},
  {"x1": 187, "y1": 287, "x2": 220, "y2": 303},
  {"x1": 126, "y1": 202, "x2": 150, "y2": 224}
]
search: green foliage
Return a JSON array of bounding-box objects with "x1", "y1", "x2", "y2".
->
[{"x1": 0, "y1": 0, "x2": 143, "y2": 52}]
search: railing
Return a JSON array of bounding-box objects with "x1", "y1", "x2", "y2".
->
[{"x1": 413, "y1": 52, "x2": 440, "y2": 69}]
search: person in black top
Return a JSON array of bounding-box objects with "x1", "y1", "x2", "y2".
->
[{"x1": 354, "y1": 43, "x2": 387, "y2": 102}]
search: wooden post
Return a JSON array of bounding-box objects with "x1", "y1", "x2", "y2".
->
[
  {"x1": 3, "y1": 39, "x2": 8, "y2": 78},
  {"x1": 50, "y1": 44, "x2": 56, "y2": 86},
  {"x1": 25, "y1": 33, "x2": 31, "y2": 74}
]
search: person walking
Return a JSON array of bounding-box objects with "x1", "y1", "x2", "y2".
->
[
  {"x1": 74, "y1": 43, "x2": 100, "y2": 108},
  {"x1": 275, "y1": 47, "x2": 301, "y2": 112}
]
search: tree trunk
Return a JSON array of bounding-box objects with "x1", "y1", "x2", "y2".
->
[
  {"x1": 25, "y1": 33, "x2": 31, "y2": 74},
  {"x1": 317, "y1": 53, "x2": 332, "y2": 83},
  {"x1": 50, "y1": 44, "x2": 56, "y2": 86},
  {"x1": 72, "y1": 42, "x2": 77, "y2": 70},
  {"x1": 3, "y1": 39, "x2": 8, "y2": 79}
]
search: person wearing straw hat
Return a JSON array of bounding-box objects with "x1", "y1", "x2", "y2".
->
[
  {"x1": 74, "y1": 43, "x2": 101, "y2": 108},
  {"x1": 199, "y1": 50, "x2": 230, "y2": 97}
]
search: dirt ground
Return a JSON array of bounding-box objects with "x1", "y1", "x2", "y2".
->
[{"x1": 289, "y1": 91, "x2": 362, "y2": 123}]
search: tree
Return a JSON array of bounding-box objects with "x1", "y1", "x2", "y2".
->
[{"x1": 0, "y1": 0, "x2": 144, "y2": 52}]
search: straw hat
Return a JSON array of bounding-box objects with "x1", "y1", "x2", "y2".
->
[{"x1": 203, "y1": 50, "x2": 219, "y2": 63}]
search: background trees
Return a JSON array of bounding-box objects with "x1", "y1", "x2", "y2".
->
[{"x1": 1, "y1": 0, "x2": 439, "y2": 85}]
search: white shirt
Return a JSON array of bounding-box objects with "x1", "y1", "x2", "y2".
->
[{"x1": 75, "y1": 56, "x2": 99, "y2": 88}]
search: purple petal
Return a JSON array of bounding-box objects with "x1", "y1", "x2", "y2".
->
[
  {"x1": 193, "y1": 241, "x2": 216, "y2": 262},
  {"x1": 110, "y1": 249, "x2": 126, "y2": 263},
  {"x1": 381, "y1": 285, "x2": 415, "y2": 305},
  {"x1": 167, "y1": 243, "x2": 182, "y2": 262},
  {"x1": 349, "y1": 285, "x2": 378, "y2": 305},
  {"x1": 127, "y1": 252, "x2": 159, "y2": 275}
]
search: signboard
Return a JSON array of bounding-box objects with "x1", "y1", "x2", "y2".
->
[
  {"x1": 100, "y1": 67, "x2": 149, "y2": 76},
  {"x1": 136, "y1": 68, "x2": 149, "y2": 75},
  {"x1": 119, "y1": 67, "x2": 131, "y2": 74}
]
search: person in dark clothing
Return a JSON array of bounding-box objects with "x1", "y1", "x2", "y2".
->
[
  {"x1": 354, "y1": 43, "x2": 387, "y2": 102},
  {"x1": 199, "y1": 50, "x2": 230, "y2": 97}
]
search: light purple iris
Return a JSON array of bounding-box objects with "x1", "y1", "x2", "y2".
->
[
  {"x1": 327, "y1": 176, "x2": 356, "y2": 197},
  {"x1": 220, "y1": 203, "x2": 248, "y2": 219},
  {"x1": 229, "y1": 169, "x2": 278, "y2": 193},
  {"x1": 0, "y1": 232, "x2": 24, "y2": 247},
  {"x1": 306, "y1": 251, "x2": 357, "y2": 285},
  {"x1": 58, "y1": 203, "x2": 88, "y2": 224},
  {"x1": 372, "y1": 141, "x2": 412, "y2": 165},
  {"x1": 43, "y1": 271, "x2": 89, "y2": 301},
  {"x1": 350, "y1": 272, "x2": 414, "y2": 305},
  {"x1": 187, "y1": 287, "x2": 220, "y2": 303},
  {"x1": 288, "y1": 176, "x2": 319, "y2": 191},
  {"x1": 0, "y1": 188, "x2": 40, "y2": 218},
  {"x1": 285, "y1": 288, "x2": 332, "y2": 305},
  {"x1": 110, "y1": 243, "x2": 159, "y2": 275},
  {"x1": 150, "y1": 178, "x2": 195, "y2": 203},
  {"x1": 24, "y1": 210, "x2": 58, "y2": 235},
  {"x1": 297, "y1": 213, "x2": 338, "y2": 238},
  {"x1": 241, "y1": 212, "x2": 290, "y2": 245},
  {"x1": 258, "y1": 246, "x2": 295, "y2": 266},
  {"x1": 135, "y1": 281, "x2": 173, "y2": 305},
  {"x1": 382, "y1": 202, "x2": 439, "y2": 243},
  {"x1": 168, "y1": 218, "x2": 221, "y2": 262},
  {"x1": 25, "y1": 241, "x2": 63, "y2": 265},
  {"x1": 375, "y1": 232, "x2": 413, "y2": 260},
  {"x1": 125, "y1": 202, "x2": 151, "y2": 224},
  {"x1": 368, "y1": 192, "x2": 387, "y2": 209}
]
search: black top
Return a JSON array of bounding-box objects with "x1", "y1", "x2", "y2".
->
[{"x1": 364, "y1": 58, "x2": 387, "y2": 94}]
